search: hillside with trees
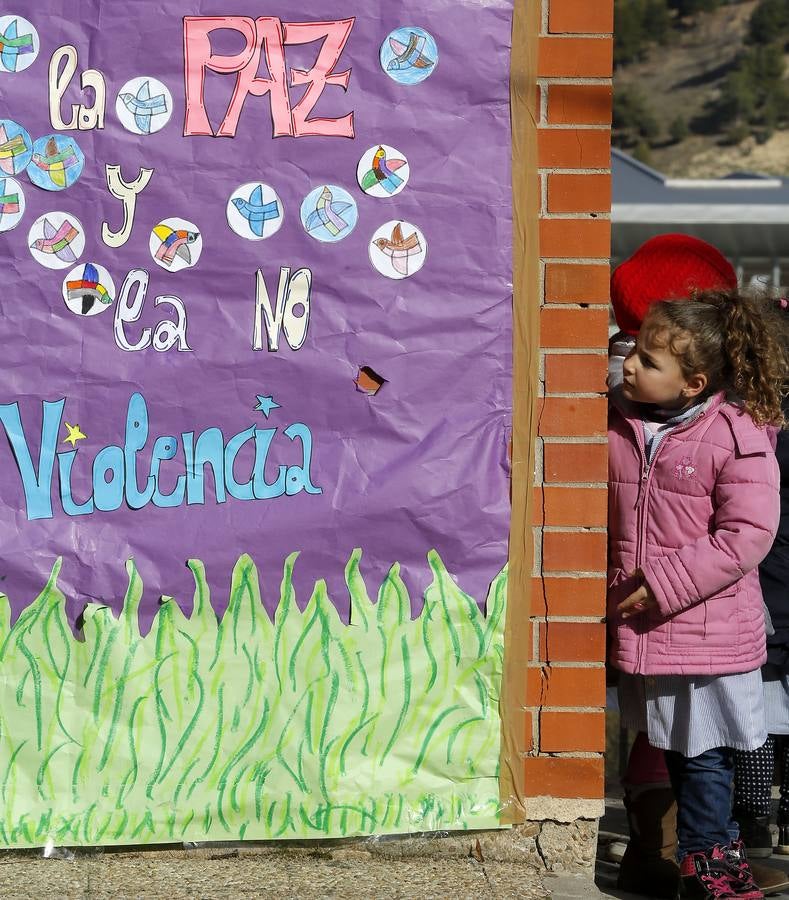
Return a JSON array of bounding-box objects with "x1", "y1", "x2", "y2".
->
[{"x1": 614, "y1": 0, "x2": 789, "y2": 176}]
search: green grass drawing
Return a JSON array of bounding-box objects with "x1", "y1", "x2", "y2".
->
[{"x1": 0, "y1": 549, "x2": 507, "y2": 848}]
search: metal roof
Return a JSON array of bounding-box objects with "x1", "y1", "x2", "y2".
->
[{"x1": 611, "y1": 148, "x2": 789, "y2": 261}]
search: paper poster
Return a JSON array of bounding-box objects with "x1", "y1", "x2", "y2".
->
[{"x1": 0, "y1": 0, "x2": 514, "y2": 849}]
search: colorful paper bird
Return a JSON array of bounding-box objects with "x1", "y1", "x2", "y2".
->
[
  {"x1": 0, "y1": 179, "x2": 20, "y2": 219},
  {"x1": 31, "y1": 137, "x2": 80, "y2": 189},
  {"x1": 232, "y1": 185, "x2": 280, "y2": 237},
  {"x1": 30, "y1": 218, "x2": 80, "y2": 264},
  {"x1": 0, "y1": 19, "x2": 35, "y2": 72},
  {"x1": 355, "y1": 366, "x2": 386, "y2": 396},
  {"x1": 373, "y1": 223, "x2": 423, "y2": 277},
  {"x1": 63, "y1": 423, "x2": 86, "y2": 447},
  {"x1": 305, "y1": 186, "x2": 352, "y2": 237},
  {"x1": 66, "y1": 263, "x2": 113, "y2": 315},
  {"x1": 387, "y1": 33, "x2": 435, "y2": 72},
  {"x1": 119, "y1": 80, "x2": 169, "y2": 134},
  {"x1": 0, "y1": 126, "x2": 28, "y2": 175},
  {"x1": 153, "y1": 223, "x2": 199, "y2": 267},
  {"x1": 360, "y1": 147, "x2": 407, "y2": 195}
]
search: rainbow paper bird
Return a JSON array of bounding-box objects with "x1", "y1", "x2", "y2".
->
[
  {"x1": 153, "y1": 223, "x2": 199, "y2": 267},
  {"x1": 387, "y1": 33, "x2": 435, "y2": 72},
  {"x1": 360, "y1": 147, "x2": 407, "y2": 195},
  {"x1": 0, "y1": 125, "x2": 28, "y2": 175},
  {"x1": 119, "y1": 80, "x2": 169, "y2": 134},
  {"x1": 373, "y1": 223, "x2": 423, "y2": 277},
  {"x1": 232, "y1": 185, "x2": 280, "y2": 237},
  {"x1": 304, "y1": 186, "x2": 352, "y2": 237},
  {"x1": 0, "y1": 19, "x2": 35, "y2": 72},
  {"x1": 0, "y1": 179, "x2": 20, "y2": 219},
  {"x1": 30, "y1": 218, "x2": 80, "y2": 264},
  {"x1": 31, "y1": 137, "x2": 80, "y2": 189},
  {"x1": 66, "y1": 263, "x2": 113, "y2": 315}
]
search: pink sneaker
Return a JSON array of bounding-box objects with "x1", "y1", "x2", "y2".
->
[{"x1": 679, "y1": 845, "x2": 763, "y2": 899}]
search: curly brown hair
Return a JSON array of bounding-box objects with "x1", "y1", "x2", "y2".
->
[{"x1": 641, "y1": 289, "x2": 789, "y2": 427}]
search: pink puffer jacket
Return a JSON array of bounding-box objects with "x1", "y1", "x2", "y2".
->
[{"x1": 608, "y1": 392, "x2": 780, "y2": 675}]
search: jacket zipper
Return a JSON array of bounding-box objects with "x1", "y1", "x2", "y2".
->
[{"x1": 618, "y1": 406, "x2": 708, "y2": 668}]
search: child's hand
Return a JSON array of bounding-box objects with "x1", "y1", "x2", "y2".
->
[{"x1": 617, "y1": 573, "x2": 658, "y2": 619}]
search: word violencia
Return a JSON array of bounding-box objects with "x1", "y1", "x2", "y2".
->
[
  {"x1": 0, "y1": 393, "x2": 321, "y2": 521},
  {"x1": 51, "y1": 16, "x2": 355, "y2": 138}
]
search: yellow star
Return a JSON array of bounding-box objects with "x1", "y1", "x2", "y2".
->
[{"x1": 63, "y1": 422, "x2": 87, "y2": 447}]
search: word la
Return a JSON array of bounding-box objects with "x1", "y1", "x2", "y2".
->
[
  {"x1": 114, "y1": 269, "x2": 191, "y2": 353},
  {"x1": 49, "y1": 45, "x2": 106, "y2": 130}
]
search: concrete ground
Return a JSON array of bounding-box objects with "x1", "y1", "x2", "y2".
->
[{"x1": 0, "y1": 844, "x2": 568, "y2": 900}]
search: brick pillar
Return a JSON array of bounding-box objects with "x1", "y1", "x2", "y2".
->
[{"x1": 524, "y1": 0, "x2": 613, "y2": 820}]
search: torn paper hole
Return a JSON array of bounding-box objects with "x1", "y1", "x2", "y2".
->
[{"x1": 355, "y1": 366, "x2": 386, "y2": 395}]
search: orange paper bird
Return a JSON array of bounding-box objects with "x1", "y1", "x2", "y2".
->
[{"x1": 372, "y1": 223, "x2": 422, "y2": 276}]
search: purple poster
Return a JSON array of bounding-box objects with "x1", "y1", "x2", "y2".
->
[{"x1": 0, "y1": 1, "x2": 513, "y2": 847}]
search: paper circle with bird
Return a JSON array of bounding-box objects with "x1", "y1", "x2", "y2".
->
[
  {"x1": 0, "y1": 176, "x2": 25, "y2": 232},
  {"x1": 27, "y1": 134, "x2": 85, "y2": 192},
  {"x1": 380, "y1": 27, "x2": 438, "y2": 85},
  {"x1": 116, "y1": 76, "x2": 173, "y2": 135},
  {"x1": 0, "y1": 119, "x2": 33, "y2": 176},
  {"x1": 357, "y1": 145, "x2": 410, "y2": 199},
  {"x1": 369, "y1": 220, "x2": 427, "y2": 280},
  {"x1": 28, "y1": 211, "x2": 85, "y2": 270},
  {"x1": 62, "y1": 262, "x2": 116, "y2": 317},
  {"x1": 149, "y1": 217, "x2": 203, "y2": 272},
  {"x1": 227, "y1": 182, "x2": 284, "y2": 240},
  {"x1": 0, "y1": 16, "x2": 40, "y2": 74},
  {"x1": 300, "y1": 185, "x2": 358, "y2": 243}
]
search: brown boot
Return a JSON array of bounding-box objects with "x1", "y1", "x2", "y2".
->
[
  {"x1": 749, "y1": 860, "x2": 789, "y2": 897},
  {"x1": 616, "y1": 785, "x2": 680, "y2": 899}
]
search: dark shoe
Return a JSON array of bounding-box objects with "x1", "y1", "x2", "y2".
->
[
  {"x1": 679, "y1": 845, "x2": 762, "y2": 898},
  {"x1": 734, "y1": 812, "x2": 774, "y2": 859},
  {"x1": 776, "y1": 821, "x2": 789, "y2": 856},
  {"x1": 616, "y1": 786, "x2": 679, "y2": 898}
]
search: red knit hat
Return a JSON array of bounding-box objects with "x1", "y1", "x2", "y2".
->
[{"x1": 611, "y1": 234, "x2": 737, "y2": 335}]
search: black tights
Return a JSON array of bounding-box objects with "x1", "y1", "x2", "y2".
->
[{"x1": 734, "y1": 736, "x2": 789, "y2": 821}]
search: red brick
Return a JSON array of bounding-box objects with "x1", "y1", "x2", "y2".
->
[
  {"x1": 540, "y1": 308, "x2": 609, "y2": 348},
  {"x1": 538, "y1": 398, "x2": 607, "y2": 437},
  {"x1": 542, "y1": 531, "x2": 607, "y2": 574},
  {"x1": 545, "y1": 263, "x2": 610, "y2": 304},
  {"x1": 538, "y1": 37, "x2": 613, "y2": 78},
  {"x1": 540, "y1": 218, "x2": 611, "y2": 259},
  {"x1": 523, "y1": 756, "x2": 603, "y2": 799},
  {"x1": 524, "y1": 710, "x2": 534, "y2": 752},
  {"x1": 538, "y1": 620, "x2": 607, "y2": 662},
  {"x1": 547, "y1": 84, "x2": 613, "y2": 125},
  {"x1": 549, "y1": 0, "x2": 614, "y2": 34},
  {"x1": 533, "y1": 487, "x2": 607, "y2": 528},
  {"x1": 544, "y1": 442, "x2": 608, "y2": 482},
  {"x1": 526, "y1": 664, "x2": 606, "y2": 707},
  {"x1": 538, "y1": 128, "x2": 610, "y2": 170},
  {"x1": 530, "y1": 577, "x2": 606, "y2": 617},
  {"x1": 544, "y1": 352, "x2": 608, "y2": 394},
  {"x1": 547, "y1": 174, "x2": 611, "y2": 214},
  {"x1": 541, "y1": 711, "x2": 605, "y2": 752}
]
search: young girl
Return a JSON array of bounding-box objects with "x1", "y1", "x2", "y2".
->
[{"x1": 609, "y1": 289, "x2": 787, "y2": 899}]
